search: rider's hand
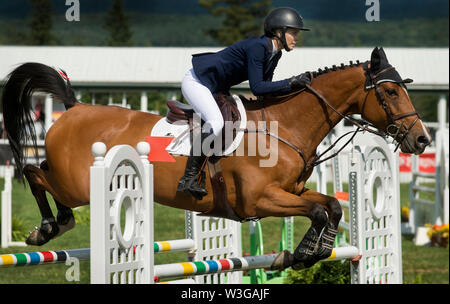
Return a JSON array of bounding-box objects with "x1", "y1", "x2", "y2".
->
[{"x1": 289, "y1": 73, "x2": 311, "y2": 91}]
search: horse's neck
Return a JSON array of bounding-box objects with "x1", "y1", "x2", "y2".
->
[{"x1": 264, "y1": 67, "x2": 365, "y2": 161}]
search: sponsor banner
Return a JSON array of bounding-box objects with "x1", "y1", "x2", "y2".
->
[{"x1": 399, "y1": 152, "x2": 436, "y2": 173}]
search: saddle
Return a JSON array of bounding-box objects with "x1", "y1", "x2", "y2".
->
[
  {"x1": 166, "y1": 94, "x2": 243, "y2": 222},
  {"x1": 167, "y1": 94, "x2": 241, "y2": 126}
]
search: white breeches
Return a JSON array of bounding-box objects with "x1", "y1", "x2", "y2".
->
[{"x1": 181, "y1": 69, "x2": 224, "y2": 137}]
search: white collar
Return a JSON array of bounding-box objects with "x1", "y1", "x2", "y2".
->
[{"x1": 270, "y1": 39, "x2": 278, "y2": 60}]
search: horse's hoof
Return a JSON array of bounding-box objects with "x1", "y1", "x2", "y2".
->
[
  {"x1": 271, "y1": 250, "x2": 295, "y2": 271},
  {"x1": 55, "y1": 215, "x2": 76, "y2": 238},
  {"x1": 26, "y1": 227, "x2": 52, "y2": 246},
  {"x1": 271, "y1": 250, "x2": 310, "y2": 271},
  {"x1": 25, "y1": 220, "x2": 59, "y2": 246}
]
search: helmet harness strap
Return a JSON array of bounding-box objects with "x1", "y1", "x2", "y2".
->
[{"x1": 274, "y1": 27, "x2": 291, "y2": 52}]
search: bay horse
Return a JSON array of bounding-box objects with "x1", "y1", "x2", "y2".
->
[{"x1": 1, "y1": 47, "x2": 431, "y2": 270}]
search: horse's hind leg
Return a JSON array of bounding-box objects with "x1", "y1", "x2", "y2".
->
[
  {"x1": 23, "y1": 163, "x2": 75, "y2": 246},
  {"x1": 23, "y1": 164, "x2": 59, "y2": 245},
  {"x1": 38, "y1": 161, "x2": 76, "y2": 235},
  {"x1": 53, "y1": 200, "x2": 75, "y2": 238}
]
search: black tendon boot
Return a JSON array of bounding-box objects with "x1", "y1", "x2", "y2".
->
[
  {"x1": 271, "y1": 226, "x2": 321, "y2": 271},
  {"x1": 177, "y1": 130, "x2": 213, "y2": 200},
  {"x1": 314, "y1": 221, "x2": 338, "y2": 261},
  {"x1": 292, "y1": 226, "x2": 321, "y2": 269},
  {"x1": 293, "y1": 222, "x2": 338, "y2": 269}
]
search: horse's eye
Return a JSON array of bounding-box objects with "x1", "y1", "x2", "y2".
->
[{"x1": 386, "y1": 88, "x2": 398, "y2": 97}]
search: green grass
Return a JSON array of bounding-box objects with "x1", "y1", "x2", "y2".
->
[
  {"x1": 401, "y1": 234, "x2": 449, "y2": 284},
  {"x1": 0, "y1": 178, "x2": 448, "y2": 284}
]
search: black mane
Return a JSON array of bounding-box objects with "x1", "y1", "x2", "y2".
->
[{"x1": 311, "y1": 60, "x2": 366, "y2": 78}]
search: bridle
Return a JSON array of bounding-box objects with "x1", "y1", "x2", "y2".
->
[
  {"x1": 361, "y1": 66, "x2": 420, "y2": 151},
  {"x1": 245, "y1": 65, "x2": 419, "y2": 180}
]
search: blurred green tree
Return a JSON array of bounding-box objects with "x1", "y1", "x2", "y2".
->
[
  {"x1": 29, "y1": 0, "x2": 57, "y2": 45},
  {"x1": 199, "y1": 0, "x2": 272, "y2": 46},
  {"x1": 104, "y1": 0, "x2": 134, "y2": 46}
]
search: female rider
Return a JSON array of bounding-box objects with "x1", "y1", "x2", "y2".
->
[{"x1": 177, "y1": 7, "x2": 312, "y2": 200}]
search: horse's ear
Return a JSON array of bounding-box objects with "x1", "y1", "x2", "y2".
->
[
  {"x1": 378, "y1": 47, "x2": 389, "y2": 63},
  {"x1": 370, "y1": 47, "x2": 381, "y2": 72}
]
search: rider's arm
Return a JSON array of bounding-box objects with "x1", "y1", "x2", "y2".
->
[{"x1": 246, "y1": 44, "x2": 291, "y2": 96}]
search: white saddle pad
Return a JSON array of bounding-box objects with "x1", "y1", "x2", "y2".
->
[{"x1": 150, "y1": 95, "x2": 247, "y2": 156}]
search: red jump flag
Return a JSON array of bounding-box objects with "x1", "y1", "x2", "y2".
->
[
  {"x1": 145, "y1": 136, "x2": 176, "y2": 162},
  {"x1": 334, "y1": 191, "x2": 349, "y2": 201}
]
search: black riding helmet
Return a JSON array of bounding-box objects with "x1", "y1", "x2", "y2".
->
[{"x1": 264, "y1": 7, "x2": 310, "y2": 52}]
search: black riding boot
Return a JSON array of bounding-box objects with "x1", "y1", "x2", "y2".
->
[{"x1": 176, "y1": 130, "x2": 213, "y2": 200}]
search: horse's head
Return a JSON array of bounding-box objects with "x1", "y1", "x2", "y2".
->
[{"x1": 359, "y1": 47, "x2": 431, "y2": 154}]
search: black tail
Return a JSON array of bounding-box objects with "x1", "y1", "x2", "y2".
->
[{"x1": 1, "y1": 62, "x2": 78, "y2": 182}]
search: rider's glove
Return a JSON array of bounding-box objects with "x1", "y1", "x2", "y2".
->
[{"x1": 289, "y1": 73, "x2": 311, "y2": 91}]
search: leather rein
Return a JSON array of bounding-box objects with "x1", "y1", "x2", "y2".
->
[{"x1": 245, "y1": 67, "x2": 420, "y2": 181}]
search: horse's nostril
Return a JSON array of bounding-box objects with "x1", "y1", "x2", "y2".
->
[{"x1": 416, "y1": 135, "x2": 430, "y2": 148}]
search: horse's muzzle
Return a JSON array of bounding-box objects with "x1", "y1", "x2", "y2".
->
[
  {"x1": 401, "y1": 130, "x2": 431, "y2": 155},
  {"x1": 414, "y1": 134, "x2": 431, "y2": 154}
]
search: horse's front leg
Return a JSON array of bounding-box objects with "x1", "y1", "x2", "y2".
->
[
  {"x1": 294, "y1": 188, "x2": 343, "y2": 267},
  {"x1": 261, "y1": 187, "x2": 342, "y2": 270}
]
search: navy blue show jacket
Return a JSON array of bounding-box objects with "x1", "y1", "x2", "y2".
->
[{"x1": 192, "y1": 35, "x2": 291, "y2": 96}]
